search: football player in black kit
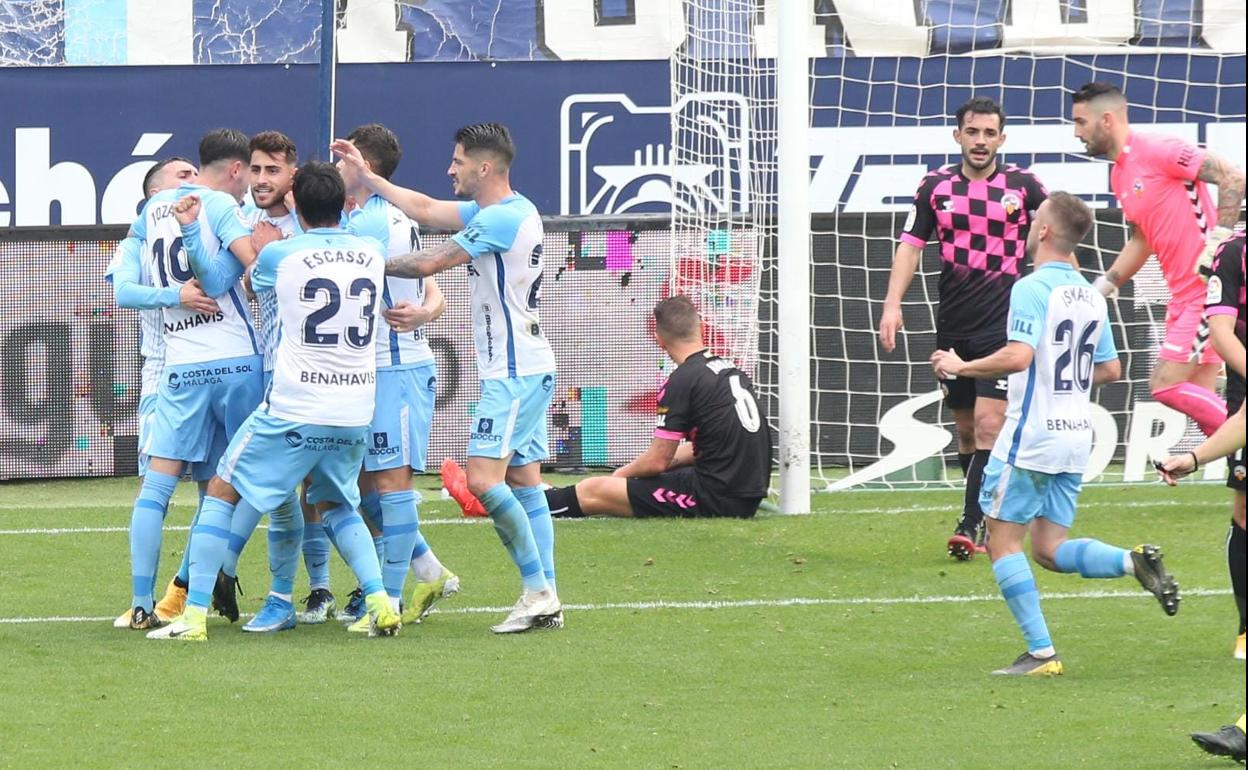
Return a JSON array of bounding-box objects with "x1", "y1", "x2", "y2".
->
[{"x1": 442, "y1": 295, "x2": 773, "y2": 519}]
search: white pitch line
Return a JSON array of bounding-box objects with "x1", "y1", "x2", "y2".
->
[
  {"x1": 0, "y1": 491, "x2": 1208, "y2": 529},
  {"x1": 0, "y1": 517, "x2": 597, "y2": 536},
  {"x1": 0, "y1": 587, "x2": 1231, "y2": 625}
]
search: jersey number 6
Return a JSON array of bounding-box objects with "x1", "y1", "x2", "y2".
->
[
  {"x1": 729, "y1": 374, "x2": 761, "y2": 433},
  {"x1": 301, "y1": 277, "x2": 377, "y2": 349}
]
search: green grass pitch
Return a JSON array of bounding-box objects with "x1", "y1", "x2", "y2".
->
[{"x1": 0, "y1": 475, "x2": 1243, "y2": 769}]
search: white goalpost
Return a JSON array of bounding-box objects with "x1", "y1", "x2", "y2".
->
[{"x1": 672, "y1": 2, "x2": 1246, "y2": 499}]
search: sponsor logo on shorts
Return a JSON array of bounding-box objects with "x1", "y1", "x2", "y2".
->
[
  {"x1": 284, "y1": 431, "x2": 304, "y2": 448},
  {"x1": 426, "y1": 376, "x2": 437, "y2": 393},
  {"x1": 302, "y1": 436, "x2": 361, "y2": 452},
  {"x1": 471, "y1": 417, "x2": 501, "y2": 443},
  {"x1": 995, "y1": 379, "x2": 1008, "y2": 392},
  {"x1": 541, "y1": 374, "x2": 554, "y2": 391},
  {"x1": 369, "y1": 432, "x2": 400, "y2": 459},
  {"x1": 1235, "y1": 462, "x2": 1246, "y2": 482},
  {"x1": 167, "y1": 363, "x2": 250, "y2": 391}
]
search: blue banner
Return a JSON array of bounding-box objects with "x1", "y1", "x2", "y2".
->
[{"x1": 0, "y1": 55, "x2": 1241, "y2": 227}]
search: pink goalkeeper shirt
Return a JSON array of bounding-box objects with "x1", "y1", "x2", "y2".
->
[{"x1": 1110, "y1": 132, "x2": 1216, "y2": 305}]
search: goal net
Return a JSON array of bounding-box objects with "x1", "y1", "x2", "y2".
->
[{"x1": 672, "y1": 1, "x2": 1246, "y2": 490}]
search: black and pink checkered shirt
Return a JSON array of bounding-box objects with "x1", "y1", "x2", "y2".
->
[{"x1": 900, "y1": 164, "x2": 1048, "y2": 340}]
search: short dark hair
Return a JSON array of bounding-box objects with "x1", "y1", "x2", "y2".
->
[
  {"x1": 955, "y1": 96, "x2": 1006, "y2": 130},
  {"x1": 199, "y1": 128, "x2": 250, "y2": 168},
  {"x1": 292, "y1": 161, "x2": 346, "y2": 228},
  {"x1": 1071, "y1": 81, "x2": 1124, "y2": 105},
  {"x1": 142, "y1": 156, "x2": 193, "y2": 199},
  {"x1": 654, "y1": 295, "x2": 701, "y2": 343},
  {"x1": 1044, "y1": 191, "x2": 1094, "y2": 253},
  {"x1": 345, "y1": 123, "x2": 402, "y2": 180},
  {"x1": 454, "y1": 123, "x2": 516, "y2": 168},
  {"x1": 249, "y1": 130, "x2": 297, "y2": 165}
]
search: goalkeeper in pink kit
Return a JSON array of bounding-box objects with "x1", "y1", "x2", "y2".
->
[{"x1": 1071, "y1": 82, "x2": 1245, "y2": 435}]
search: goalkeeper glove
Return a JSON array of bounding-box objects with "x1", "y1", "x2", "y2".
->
[
  {"x1": 1195, "y1": 225, "x2": 1234, "y2": 281},
  {"x1": 1092, "y1": 275, "x2": 1118, "y2": 298}
]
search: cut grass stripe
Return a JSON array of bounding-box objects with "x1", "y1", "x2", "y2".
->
[{"x1": 0, "y1": 587, "x2": 1230, "y2": 625}]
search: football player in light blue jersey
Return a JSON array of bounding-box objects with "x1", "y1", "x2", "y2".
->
[
  {"x1": 149, "y1": 161, "x2": 399, "y2": 641},
  {"x1": 198, "y1": 130, "x2": 324, "y2": 628},
  {"x1": 336, "y1": 123, "x2": 458, "y2": 630},
  {"x1": 126, "y1": 129, "x2": 270, "y2": 629},
  {"x1": 106, "y1": 156, "x2": 224, "y2": 629},
  {"x1": 932, "y1": 193, "x2": 1180, "y2": 676},
  {"x1": 333, "y1": 122, "x2": 561, "y2": 633}
]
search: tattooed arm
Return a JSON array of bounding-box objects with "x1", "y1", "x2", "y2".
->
[
  {"x1": 1197, "y1": 151, "x2": 1247, "y2": 230},
  {"x1": 385, "y1": 238, "x2": 472, "y2": 279},
  {"x1": 1094, "y1": 222, "x2": 1151, "y2": 296}
]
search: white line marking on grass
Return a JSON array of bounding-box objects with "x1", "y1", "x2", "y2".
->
[
  {"x1": 0, "y1": 517, "x2": 579, "y2": 536},
  {"x1": 0, "y1": 496, "x2": 1208, "y2": 531},
  {"x1": 0, "y1": 588, "x2": 1230, "y2": 625}
]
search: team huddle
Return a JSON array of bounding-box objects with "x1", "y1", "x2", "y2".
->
[{"x1": 106, "y1": 122, "x2": 774, "y2": 641}]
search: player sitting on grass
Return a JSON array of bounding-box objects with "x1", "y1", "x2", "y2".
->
[
  {"x1": 931, "y1": 192, "x2": 1180, "y2": 676},
  {"x1": 443, "y1": 295, "x2": 774, "y2": 520},
  {"x1": 148, "y1": 162, "x2": 398, "y2": 641}
]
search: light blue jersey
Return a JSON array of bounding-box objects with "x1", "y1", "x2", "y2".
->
[
  {"x1": 241, "y1": 204, "x2": 300, "y2": 373},
  {"x1": 992, "y1": 262, "x2": 1119, "y2": 474},
  {"x1": 132, "y1": 183, "x2": 258, "y2": 366},
  {"x1": 105, "y1": 233, "x2": 171, "y2": 398},
  {"x1": 251, "y1": 227, "x2": 385, "y2": 426},
  {"x1": 347, "y1": 194, "x2": 436, "y2": 369},
  {"x1": 452, "y1": 194, "x2": 556, "y2": 379},
  {"x1": 217, "y1": 227, "x2": 386, "y2": 511}
]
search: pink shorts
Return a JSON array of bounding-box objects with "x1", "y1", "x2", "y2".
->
[{"x1": 1159, "y1": 299, "x2": 1223, "y2": 364}]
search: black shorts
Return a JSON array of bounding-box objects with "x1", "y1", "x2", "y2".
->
[
  {"x1": 936, "y1": 331, "x2": 1009, "y2": 410},
  {"x1": 1228, "y1": 373, "x2": 1245, "y2": 492},
  {"x1": 626, "y1": 467, "x2": 762, "y2": 519}
]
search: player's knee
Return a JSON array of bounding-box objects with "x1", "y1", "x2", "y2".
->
[
  {"x1": 1233, "y1": 492, "x2": 1246, "y2": 528},
  {"x1": 369, "y1": 468, "x2": 411, "y2": 495},
  {"x1": 1031, "y1": 547, "x2": 1059, "y2": 572},
  {"x1": 205, "y1": 476, "x2": 238, "y2": 503},
  {"x1": 466, "y1": 471, "x2": 498, "y2": 499}
]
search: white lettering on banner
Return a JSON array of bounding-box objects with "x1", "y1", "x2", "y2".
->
[
  {"x1": 560, "y1": 93, "x2": 753, "y2": 215},
  {"x1": 1123, "y1": 402, "x2": 1226, "y2": 482},
  {"x1": 827, "y1": 390, "x2": 952, "y2": 491},
  {"x1": 1001, "y1": 0, "x2": 1134, "y2": 50},
  {"x1": 9, "y1": 129, "x2": 172, "y2": 227},
  {"x1": 827, "y1": 394, "x2": 1223, "y2": 489},
  {"x1": 538, "y1": 2, "x2": 1244, "y2": 59},
  {"x1": 338, "y1": 0, "x2": 407, "y2": 63},
  {"x1": 543, "y1": 0, "x2": 685, "y2": 60},
  {"x1": 560, "y1": 106, "x2": 1244, "y2": 216},
  {"x1": 809, "y1": 122, "x2": 1246, "y2": 214}
]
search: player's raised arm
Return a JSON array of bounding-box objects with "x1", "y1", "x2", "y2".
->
[
  {"x1": 331, "y1": 138, "x2": 464, "y2": 230},
  {"x1": 1094, "y1": 224, "x2": 1151, "y2": 297},
  {"x1": 385, "y1": 239, "x2": 471, "y2": 279},
  {"x1": 173, "y1": 194, "x2": 246, "y2": 298}
]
